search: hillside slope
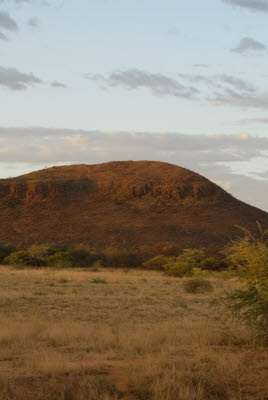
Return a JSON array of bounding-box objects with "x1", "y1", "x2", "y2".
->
[{"x1": 0, "y1": 161, "x2": 267, "y2": 248}]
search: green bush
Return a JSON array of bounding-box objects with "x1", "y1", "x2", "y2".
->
[
  {"x1": 162, "y1": 248, "x2": 205, "y2": 277},
  {"x1": 46, "y1": 252, "x2": 74, "y2": 268},
  {"x1": 164, "y1": 261, "x2": 193, "y2": 277},
  {"x1": 4, "y1": 250, "x2": 34, "y2": 267},
  {"x1": 3, "y1": 245, "x2": 103, "y2": 269},
  {"x1": 200, "y1": 257, "x2": 222, "y2": 271},
  {"x1": 183, "y1": 278, "x2": 213, "y2": 294},
  {"x1": 143, "y1": 255, "x2": 171, "y2": 270},
  {"x1": 177, "y1": 248, "x2": 205, "y2": 267},
  {"x1": 221, "y1": 223, "x2": 268, "y2": 340},
  {"x1": 27, "y1": 244, "x2": 53, "y2": 266}
]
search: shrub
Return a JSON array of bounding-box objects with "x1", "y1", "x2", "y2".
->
[
  {"x1": 104, "y1": 247, "x2": 140, "y2": 268},
  {"x1": 46, "y1": 252, "x2": 74, "y2": 268},
  {"x1": 183, "y1": 278, "x2": 213, "y2": 294},
  {"x1": 4, "y1": 250, "x2": 34, "y2": 267},
  {"x1": 27, "y1": 244, "x2": 53, "y2": 266},
  {"x1": 221, "y1": 223, "x2": 268, "y2": 340},
  {"x1": 143, "y1": 255, "x2": 171, "y2": 270},
  {"x1": 42, "y1": 377, "x2": 121, "y2": 400},
  {"x1": 177, "y1": 248, "x2": 205, "y2": 267},
  {"x1": 92, "y1": 259, "x2": 105, "y2": 268},
  {"x1": 91, "y1": 278, "x2": 107, "y2": 284},
  {"x1": 164, "y1": 261, "x2": 193, "y2": 277},
  {"x1": 68, "y1": 248, "x2": 99, "y2": 267},
  {"x1": 200, "y1": 256, "x2": 222, "y2": 271},
  {"x1": 0, "y1": 244, "x2": 15, "y2": 264}
]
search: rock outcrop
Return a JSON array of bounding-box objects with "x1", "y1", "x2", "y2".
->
[{"x1": 0, "y1": 161, "x2": 267, "y2": 248}]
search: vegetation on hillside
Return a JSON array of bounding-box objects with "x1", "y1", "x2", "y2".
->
[{"x1": 1, "y1": 242, "x2": 225, "y2": 275}]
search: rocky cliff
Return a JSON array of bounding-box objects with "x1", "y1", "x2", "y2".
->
[{"x1": 0, "y1": 161, "x2": 267, "y2": 248}]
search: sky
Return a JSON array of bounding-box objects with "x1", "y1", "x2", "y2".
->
[{"x1": 0, "y1": 0, "x2": 268, "y2": 211}]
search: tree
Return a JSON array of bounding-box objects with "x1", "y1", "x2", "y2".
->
[{"x1": 222, "y1": 223, "x2": 268, "y2": 340}]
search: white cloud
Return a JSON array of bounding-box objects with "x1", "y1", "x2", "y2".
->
[{"x1": 0, "y1": 128, "x2": 267, "y2": 163}]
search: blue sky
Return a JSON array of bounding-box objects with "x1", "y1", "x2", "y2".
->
[{"x1": 0, "y1": 0, "x2": 268, "y2": 211}]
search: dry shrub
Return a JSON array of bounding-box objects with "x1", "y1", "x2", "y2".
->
[
  {"x1": 129, "y1": 354, "x2": 249, "y2": 400},
  {"x1": 183, "y1": 279, "x2": 213, "y2": 294},
  {"x1": 0, "y1": 380, "x2": 16, "y2": 400},
  {"x1": 48, "y1": 377, "x2": 122, "y2": 400},
  {"x1": 0, "y1": 377, "x2": 122, "y2": 400},
  {"x1": 0, "y1": 318, "x2": 43, "y2": 346},
  {"x1": 29, "y1": 351, "x2": 68, "y2": 377}
]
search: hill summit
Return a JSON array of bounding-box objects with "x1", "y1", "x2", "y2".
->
[{"x1": 0, "y1": 161, "x2": 267, "y2": 248}]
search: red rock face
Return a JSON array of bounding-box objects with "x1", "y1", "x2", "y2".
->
[
  {"x1": 0, "y1": 180, "x2": 211, "y2": 202},
  {"x1": 0, "y1": 180, "x2": 96, "y2": 201}
]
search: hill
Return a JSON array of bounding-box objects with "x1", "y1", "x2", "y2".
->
[{"x1": 0, "y1": 161, "x2": 267, "y2": 249}]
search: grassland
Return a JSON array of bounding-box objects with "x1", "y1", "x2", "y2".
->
[{"x1": 0, "y1": 266, "x2": 267, "y2": 399}]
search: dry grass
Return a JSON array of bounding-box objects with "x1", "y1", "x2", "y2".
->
[{"x1": 0, "y1": 265, "x2": 267, "y2": 399}]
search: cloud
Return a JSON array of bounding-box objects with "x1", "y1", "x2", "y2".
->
[
  {"x1": 240, "y1": 117, "x2": 268, "y2": 124},
  {"x1": 86, "y1": 68, "x2": 266, "y2": 110},
  {"x1": 212, "y1": 90, "x2": 268, "y2": 109},
  {"x1": 50, "y1": 80, "x2": 67, "y2": 88},
  {"x1": 0, "y1": 0, "x2": 51, "y2": 5},
  {"x1": 178, "y1": 73, "x2": 268, "y2": 110},
  {"x1": 86, "y1": 69, "x2": 199, "y2": 99},
  {"x1": 220, "y1": 74, "x2": 256, "y2": 91},
  {"x1": 27, "y1": 17, "x2": 39, "y2": 29},
  {"x1": 0, "y1": 0, "x2": 35, "y2": 4},
  {"x1": 0, "y1": 11, "x2": 18, "y2": 31},
  {"x1": 222, "y1": 0, "x2": 268, "y2": 12},
  {"x1": 0, "y1": 127, "x2": 267, "y2": 211},
  {"x1": 231, "y1": 37, "x2": 267, "y2": 54},
  {"x1": 0, "y1": 128, "x2": 267, "y2": 166},
  {"x1": 0, "y1": 66, "x2": 42, "y2": 90},
  {"x1": 179, "y1": 72, "x2": 256, "y2": 93},
  {"x1": 192, "y1": 64, "x2": 209, "y2": 68},
  {"x1": 0, "y1": 31, "x2": 8, "y2": 40},
  {"x1": 179, "y1": 74, "x2": 255, "y2": 92},
  {"x1": 167, "y1": 27, "x2": 180, "y2": 36},
  {"x1": 256, "y1": 170, "x2": 268, "y2": 179}
]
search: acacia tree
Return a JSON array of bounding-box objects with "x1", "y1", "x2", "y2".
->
[{"x1": 222, "y1": 223, "x2": 268, "y2": 340}]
